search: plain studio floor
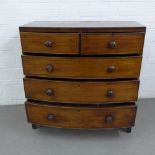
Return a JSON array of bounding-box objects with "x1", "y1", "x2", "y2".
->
[{"x1": 0, "y1": 99, "x2": 155, "y2": 155}]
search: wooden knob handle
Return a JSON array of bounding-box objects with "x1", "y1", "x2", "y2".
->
[
  {"x1": 45, "y1": 64, "x2": 53, "y2": 72},
  {"x1": 105, "y1": 115, "x2": 113, "y2": 124},
  {"x1": 109, "y1": 41, "x2": 116, "y2": 48},
  {"x1": 44, "y1": 41, "x2": 53, "y2": 48},
  {"x1": 46, "y1": 89, "x2": 53, "y2": 96},
  {"x1": 47, "y1": 114, "x2": 55, "y2": 120},
  {"x1": 107, "y1": 65, "x2": 116, "y2": 72},
  {"x1": 107, "y1": 89, "x2": 114, "y2": 97}
]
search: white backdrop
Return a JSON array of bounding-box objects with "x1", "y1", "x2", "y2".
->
[{"x1": 0, "y1": 0, "x2": 155, "y2": 105}]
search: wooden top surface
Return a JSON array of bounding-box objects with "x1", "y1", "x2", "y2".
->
[{"x1": 19, "y1": 21, "x2": 146, "y2": 33}]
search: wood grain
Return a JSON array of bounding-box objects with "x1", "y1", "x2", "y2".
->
[
  {"x1": 19, "y1": 21, "x2": 146, "y2": 130},
  {"x1": 25, "y1": 101, "x2": 137, "y2": 129},
  {"x1": 24, "y1": 78, "x2": 139, "y2": 104},
  {"x1": 82, "y1": 33, "x2": 145, "y2": 55},
  {"x1": 20, "y1": 32, "x2": 79, "y2": 54},
  {"x1": 22, "y1": 55, "x2": 142, "y2": 79}
]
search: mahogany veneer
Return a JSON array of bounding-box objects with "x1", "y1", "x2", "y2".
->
[{"x1": 19, "y1": 21, "x2": 146, "y2": 133}]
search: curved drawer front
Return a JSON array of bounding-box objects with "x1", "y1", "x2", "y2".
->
[
  {"x1": 22, "y1": 56, "x2": 142, "y2": 79},
  {"x1": 24, "y1": 78, "x2": 139, "y2": 104},
  {"x1": 26, "y1": 101, "x2": 137, "y2": 129},
  {"x1": 20, "y1": 32, "x2": 79, "y2": 54},
  {"x1": 82, "y1": 33, "x2": 144, "y2": 55}
]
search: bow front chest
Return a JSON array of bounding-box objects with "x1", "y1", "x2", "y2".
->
[{"x1": 19, "y1": 21, "x2": 146, "y2": 133}]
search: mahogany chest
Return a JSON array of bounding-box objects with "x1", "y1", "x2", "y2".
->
[{"x1": 19, "y1": 21, "x2": 146, "y2": 133}]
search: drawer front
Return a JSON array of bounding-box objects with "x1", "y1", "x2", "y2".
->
[
  {"x1": 24, "y1": 79, "x2": 139, "y2": 104},
  {"x1": 20, "y1": 32, "x2": 79, "y2": 54},
  {"x1": 22, "y1": 55, "x2": 142, "y2": 79},
  {"x1": 26, "y1": 101, "x2": 137, "y2": 129},
  {"x1": 82, "y1": 33, "x2": 144, "y2": 55}
]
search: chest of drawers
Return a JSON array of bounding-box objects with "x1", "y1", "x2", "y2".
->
[{"x1": 19, "y1": 21, "x2": 146, "y2": 133}]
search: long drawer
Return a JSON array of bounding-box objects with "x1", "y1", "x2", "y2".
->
[
  {"x1": 22, "y1": 55, "x2": 142, "y2": 79},
  {"x1": 82, "y1": 33, "x2": 144, "y2": 55},
  {"x1": 20, "y1": 32, "x2": 79, "y2": 54},
  {"x1": 24, "y1": 78, "x2": 139, "y2": 104},
  {"x1": 26, "y1": 101, "x2": 137, "y2": 129}
]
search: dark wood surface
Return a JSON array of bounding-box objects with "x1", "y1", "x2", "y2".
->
[
  {"x1": 19, "y1": 21, "x2": 145, "y2": 131},
  {"x1": 26, "y1": 101, "x2": 137, "y2": 129},
  {"x1": 82, "y1": 33, "x2": 144, "y2": 55},
  {"x1": 24, "y1": 78, "x2": 139, "y2": 104},
  {"x1": 20, "y1": 32, "x2": 79, "y2": 54},
  {"x1": 22, "y1": 55, "x2": 142, "y2": 79},
  {"x1": 19, "y1": 21, "x2": 146, "y2": 33}
]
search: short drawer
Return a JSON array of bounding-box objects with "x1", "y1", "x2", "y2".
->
[
  {"x1": 22, "y1": 55, "x2": 142, "y2": 79},
  {"x1": 20, "y1": 32, "x2": 79, "y2": 54},
  {"x1": 25, "y1": 101, "x2": 137, "y2": 129},
  {"x1": 82, "y1": 33, "x2": 145, "y2": 55},
  {"x1": 24, "y1": 78, "x2": 139, "y2": 104}
]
